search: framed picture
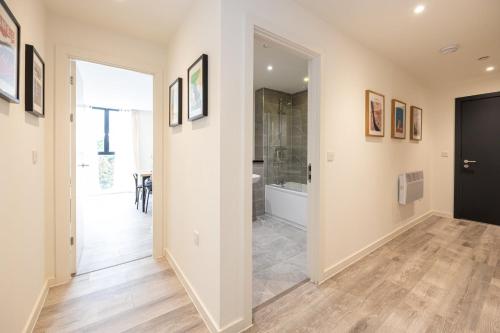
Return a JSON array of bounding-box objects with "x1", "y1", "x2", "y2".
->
[
  {"x1": 169, "y1": 78, "x2": 182, "y2": 126},
  {"x1": 410, "y1": 106, "x2": 423, "y2": 141},
  {"x1": 391, "y1": 99, "x2": 406, "y2": 139},
  {"x1": 365, "y1": 90, "x2": 385, "y2": 137},
  {"x1": 0, "y1": 0, "x2": 20, "y2": 103},
  {"x1": 25, "y1": 44, "x2": 45, "y2": 117},
  {"x1": 187, "y1": 54, "x2": 208, "y2": 120}
]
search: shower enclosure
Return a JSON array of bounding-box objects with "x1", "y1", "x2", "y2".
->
[
  {"x1": 255, "y1": 88, "x2": 308, "y2": 189},
  {"x1": 254, "y1": 87, "x2": 308, "y2": 226}
]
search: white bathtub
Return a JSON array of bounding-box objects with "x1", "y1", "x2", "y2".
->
[{"x1": 265, "y1": 182, "x2": 307, "y2": 229}]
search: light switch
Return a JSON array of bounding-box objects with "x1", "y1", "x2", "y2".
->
[
  {"x1": 32, "y1": 150, "x2": 38, "y2": 164},
  {"x1": 327, "y1": 152, "x2": 335, "y2": 162}
]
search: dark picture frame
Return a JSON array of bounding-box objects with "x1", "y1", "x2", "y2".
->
[
  {"x1": 25, "y1": 44, "x2": 45, "y2": 117},
  {"x1": 169, "y1": 77, "x2": 182, "y2": 127},
  {"x1": 410, "y1": 106, "x2": 423, "y2": 141},
  {"x1": 391, "y1": 99, "x2": 406, "y2": 139},
  {"x1": 187, "y1": 54, "x2": 208, "y2": 120},
  {"x1": 0, "y1": 0, "x2": 21, "y2": 103}
]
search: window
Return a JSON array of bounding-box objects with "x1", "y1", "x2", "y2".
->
[{"x1": 92, "y1": 106, "x2": 118, "y2": 156}]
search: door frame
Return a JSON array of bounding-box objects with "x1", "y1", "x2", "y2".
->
[
  {"x1": 454, "y1": 91, "x2": 500, "y2": 219},
  {"x1": 243, "y1": 22, "x2": 323, "y2": 318},
  {"x1": 53, "y1": 45, "x2": 164, "y2": 284}
]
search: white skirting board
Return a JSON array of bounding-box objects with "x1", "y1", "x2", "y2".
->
[
  {"x1": 164, "y1": 249, "x2": 248, "y2": 333},
  {"x1": 320, "y1": 210, "x2": 438, "y2": 284},
  {"x1": 23, "y1": 280, "x2": 48, "y2": 333}
]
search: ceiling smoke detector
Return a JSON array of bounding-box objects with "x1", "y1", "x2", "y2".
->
[{"x1": 439, "y1": 44, "x2": 459, "y2": 55}]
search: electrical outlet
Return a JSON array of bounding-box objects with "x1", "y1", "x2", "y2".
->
[
  {"x1": 441, "y1": 151, "x2": 449, "y2": 157},
  {"x1": 327, "y1": 151, "x2": 335, "y2": 162},
  {"x1": 193, "y1": 230, "x2": 199, "y2": 247},
  {"x1": 32, "y1": 150, "x2": 38, "y2": 164}
]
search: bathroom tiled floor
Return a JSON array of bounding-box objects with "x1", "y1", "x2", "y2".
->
[{"x1": 253, "y1": 215, "x2": 308, "y2": 307}]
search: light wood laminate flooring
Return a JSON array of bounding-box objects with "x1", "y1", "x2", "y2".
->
[
  {"x1": 249, "y1": 216, "x2": 500, "y2": 332},
  {"x1": 35, "y1": 216, "x2": 500, "y2": 332}
]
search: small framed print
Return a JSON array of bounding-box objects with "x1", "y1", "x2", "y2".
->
[
  {"x1": 391, "y1": 99, "x2": 406, "y2": 139},
  {"x1": 169, "y1": 78, "x2": 182, "y2": 127},
  {"x1": 0, "y1": 0, "x2": 21, "y2": 103},
  {"x1": 25, "y1": 44, "x2": 45, "y2": 117},
  {"x1": 410, "y1": 106, "x2": 423, "y2": 141},
  {"x1": 187, "y1": 54, "x2": 208, "y2": 120},
  {"x1": 365, "y1": 90, "x2": 385, "y2": 137}
]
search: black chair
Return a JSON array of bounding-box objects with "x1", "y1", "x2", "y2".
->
[
  {"x1": 144, "y1": 178, "x2": 153, "y2": 213},
  {"x1": 133, "y1": 173, "x2": 143, "y2": 210}
]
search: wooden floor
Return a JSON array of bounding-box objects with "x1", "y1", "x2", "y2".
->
[
  {"x1": 35, "y1": 216, "x2": 500, "y2": 332},
  {"x1": 34, "y1": 257, "x2": 208, "y2": 332},
  {"x1": 250, "y1": 216, "x2": 500, "y2": 332}
]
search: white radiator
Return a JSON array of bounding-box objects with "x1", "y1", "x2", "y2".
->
[{"x1": 398, "y1": 171, "x2": 424, "y2": 205}]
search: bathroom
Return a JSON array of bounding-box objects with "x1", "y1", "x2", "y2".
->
[{"x1": 252, "y1": 36, "x2": 309, "y2": 307}]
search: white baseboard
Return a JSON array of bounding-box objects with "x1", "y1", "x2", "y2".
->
[
  {"x1": 432, "y1": 210, "x2": 453, "y2": 218},
  {"x1": 320, "y1": 210, "x2": 436, "y2": 284},
  {"x1": 164, "y1": 249, "x2": 249, "y2": 333},
  {"x1": 23, "y1": 280, "x2": 49, "y2": 333},
  {"x1": 164, "y1": 249, "x2": 220, "y2": 333}
]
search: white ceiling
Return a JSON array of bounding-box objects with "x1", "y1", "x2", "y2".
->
[
  {"x1": 44, "y1": 0, "x2": 196, "y2": 44},
  {"x1": 254, "y1": 36, "x2": 309, "y2": 94},
  {"x1": 295, "y1": 0, "x2": 500, "y2": 86}
]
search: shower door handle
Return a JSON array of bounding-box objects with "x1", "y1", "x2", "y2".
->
[{"x1": 308, "y1": 163, "x2": 312, "y2": 183}]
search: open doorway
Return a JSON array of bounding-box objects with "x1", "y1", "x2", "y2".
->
[
  {"x1": 72, "y1": 60, "x2": 154, "y2": 275},
  {"x1": 252, "y1": 35, "x2": 310, "y2": 308}
]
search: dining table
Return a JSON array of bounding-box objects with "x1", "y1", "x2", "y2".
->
[{"x1": 137, "y1": 171, "x2": 152, "y2": 212}]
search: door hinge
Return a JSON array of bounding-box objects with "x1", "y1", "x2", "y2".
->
[
  {"x1": 70, "y1": 236, "x2": 74, "y2": 246},
  {"x1": 308, "y1": 163, "x2": 312, "y2": 183},
  {"x1": 70, "y1": 113, "x2": 74, "y2": 122},
  {"x1": 70, "y1": 75, "x2": 74, "y2": 85}
]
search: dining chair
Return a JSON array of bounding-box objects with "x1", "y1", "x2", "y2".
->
[
  {"x1": 133, "y1": 173, "x2": 143, "y2": 210},
  {"x1": 145, "y1": 178, "x2": 153, "y2": 214}
]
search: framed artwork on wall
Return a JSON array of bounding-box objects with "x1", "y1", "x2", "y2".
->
[
  {"x1": 391, "y1": 99, "x2": 406, "y2": 139},
  {"x1": 169, "y1": 77, "x2": 182, "y2": 127},
  {"x1": 187, "y1": 54, "x2": 208, "y2": 120},
  {"x1": 410, "y1": 106, "x2": 423, "y2": 141},
  {"x1": 25, "y1": 44, "x2": 45, "y2": 117},
  {"x1": 365, "y1": 90, "x2": 385, "y2": 137},
  {"x1": 0, "y1": 0, "x2": 20, "y2": 103}
]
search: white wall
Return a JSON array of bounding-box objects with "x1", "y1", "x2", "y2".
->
[
  {"x1": 45, "y1": 12, "x2": 166, "y2": 283},
  {"x1": 0, "y1": 1, "x2": 47, "y2": 332},
  {"x1": 430, "y1": 75, "x2": 500, "y2": 215},
  {"x1": 218, "y1": 0, "x2": 433, "y2": 329},
  {"x1": 163, "y1": 0, "x2": 222, "y2": 330}
]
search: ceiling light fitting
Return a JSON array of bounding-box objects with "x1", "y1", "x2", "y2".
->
[
  {"x1": 439, "y1": 44, "x2": 459, "y2": 55},
  {"x1": 413, "y1": 4, "x2": 425, "y2": 14}
]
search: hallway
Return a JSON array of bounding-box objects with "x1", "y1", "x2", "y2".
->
[{"x1": 35, "y1": 216, "x2": 500, "y2": 332}]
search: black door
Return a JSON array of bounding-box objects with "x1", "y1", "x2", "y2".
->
[{"x1": 455, "y1": 91, "x2": 500, "y2": 226}]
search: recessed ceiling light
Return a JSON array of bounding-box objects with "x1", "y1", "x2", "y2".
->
[
  {"x1": 486, "y1": 66, "x2": 495, "y2": 72},
  {"x1": 303, "y1": 77, "x2": 309, "y2": 83},
  {"x1": 439, "y1": 44, "x2": 459, "y2": 55},
  {"x1": 413, "y1": 4, "x2": 425, "y2": 14},
  {"x1": 267, "y1": 65, "x2": 273, "y2": 71}
]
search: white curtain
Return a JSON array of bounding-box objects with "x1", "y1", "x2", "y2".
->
[{"x1": 110, "y1": 109, "x2": 139, "y2": 193}]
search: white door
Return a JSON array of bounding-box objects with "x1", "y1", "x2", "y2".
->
[{"x1": 70, "y1": 60, "x2": 91, "y2": 275}]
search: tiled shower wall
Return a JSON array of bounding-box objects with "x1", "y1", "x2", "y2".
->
[{"x1": 252, "y1": 88, "x2": 308, "y2": 219}]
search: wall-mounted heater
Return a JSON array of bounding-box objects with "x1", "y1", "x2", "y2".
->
[{"x1": 398, "y1": 171, "x2": 424, "y2": 205}]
